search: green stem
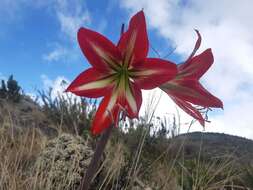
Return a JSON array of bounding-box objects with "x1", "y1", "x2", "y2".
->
[{"x1": 79, "y1": 124, "x2": 113, "y2": 190}]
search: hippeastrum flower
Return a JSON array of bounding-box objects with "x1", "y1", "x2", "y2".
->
[
  {"x1": 66, "y1": 11, "x2": 177, "y2": 134},
  {"x1": 160, "y1": 30, "x2": 223, "y2": 126}
]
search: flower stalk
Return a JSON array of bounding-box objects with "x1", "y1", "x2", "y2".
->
[{"x1": 80, "y1": 124, "x2": 114, "y2": 190}]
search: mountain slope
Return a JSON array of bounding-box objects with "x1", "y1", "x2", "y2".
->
[{"x1": 171, "y1": 132, "x2": 253, "y2": 163}]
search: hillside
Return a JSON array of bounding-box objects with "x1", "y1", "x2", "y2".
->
[{"x1": 171, "y1": 132, "x2": 253, "y2": 164}]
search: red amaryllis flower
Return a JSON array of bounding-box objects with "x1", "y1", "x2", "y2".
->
[
  {"x1": 66, "y1": 11, "x2": 177, "y2": 134},
  {"x1": 160, "y1": 30, "x2": 223, "y2": 126}
]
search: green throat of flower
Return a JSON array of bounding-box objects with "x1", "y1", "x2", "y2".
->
[{"x1": 115, "y1": 66, "x2": 131, "y2": 90}]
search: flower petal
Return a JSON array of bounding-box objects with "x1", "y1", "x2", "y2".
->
[
  {"x1": 66, "y1": 68, "x2": 114, "y2": 98},
  {"x1": 91, "y1": 92, "x2": 120, "y2": 135},
  {"x1": 178, "y1": 49, "x2": 214, "y2": 80},
  {"x1": 180, "y1": 29, "x2": 202, "y2": 68},
  {"x1": 117, "y1": 11, "x2": 149, "y2": 66},
  {"x1": 188, "y1": 29, "x2": 201, "y2": 60},
  {"x1": 78, "y1": 28, "x2": 122, "y2": 70},
  {"x1": 117, "y1": 82, "x2": 142, "y2": 119},
  {"x1": 132, "y1": 58, "x2": 177, "y2": 89},
  {"x1": 160, "y1": 79, "x2": 223, "y2": 108},
  {"x1": 170, "y1": 96, "x2": 205, "y2": 126}
]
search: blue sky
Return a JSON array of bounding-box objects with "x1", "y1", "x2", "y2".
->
[
  {"x1": 1, "y1": 0, "x2": 253, "y2": 139},
  {"x1": 0, "y1": 0, "x2": 179, "y2": 93}
]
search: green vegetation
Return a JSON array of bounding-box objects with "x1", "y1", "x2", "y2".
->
[{"x1": 0, "y1": 75, "x2": 21, "y2": 102}]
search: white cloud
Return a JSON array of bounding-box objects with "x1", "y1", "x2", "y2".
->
[
  {"x1": 55, "y1": 0, "x2": 91, "y2": 42},
  {"x1": 41, "y1": 74, "x2": 70, "y2": 99},
  {"x1": 120, "y1": 0, "x2": 253, "y2": 139},
  {"x1": 42, "y1": 45, "x2": 68, "y2": 62},
  {"x1": 141, "y1": 89, "x2": 206, "y2": 135},
  {"x1": 43, "y1": 0, "x2": 90, "y2": 63}
]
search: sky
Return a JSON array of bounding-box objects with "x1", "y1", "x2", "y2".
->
[{"x1": 0, "y1": 0, "x2": 253, "y2": 139}]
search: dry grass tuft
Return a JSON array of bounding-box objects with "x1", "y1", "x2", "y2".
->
[{"x1": 0, "y1": 125, "x2": 45, "y2": 190}]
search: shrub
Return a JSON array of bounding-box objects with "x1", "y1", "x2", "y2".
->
[
  {"x1": 0, "y1": 80, "x2": 7, "y2": 98},
  {"x1": 0, "y1": 75, "x2": 21, "y2": 102},
  {"x1": 38, "y1": 88, "x2": 96, "y2": 135},
  {"x1": 34, "y1": 133, "x2": 94, "y2": 190}
]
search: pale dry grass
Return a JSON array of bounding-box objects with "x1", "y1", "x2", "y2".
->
[
  {"x1": 0, "y1": 125, "x2": 45, "y2": 190},
  {"x1": 0, "y1": 123, "x2": 93, "y2": 190},
  {"x1": 0, "y1": 95, "x2": 252, "y2": 190},
  {"x1": 0, "y1": 124, "x2": 242, "y2": 190},
  {"x1": 0, "y1": 99, "x2": 89, "y2": 190}
]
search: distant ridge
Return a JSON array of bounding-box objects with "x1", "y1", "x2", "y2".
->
[{"x1": 171, "y1": 132, "x2": 253, "y2": 163}]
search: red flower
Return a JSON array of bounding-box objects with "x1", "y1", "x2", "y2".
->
[
  {"x1": 160, "y1": 30, "x2": 223, "y2": 126},
  {"x1": 66, "y1": 11, "x2": 177, "y2": 134}
]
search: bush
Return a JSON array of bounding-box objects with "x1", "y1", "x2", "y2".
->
[
  {"x1": 0, "y1": 75, "x2": 21, "y2": 102},
  {"x1": 34, "y1": 133, "x2": 94, "y2": 190},
  {"x1": 0, "y1": 80, "x2": 7, "y2": 98},
  {"x1": 38, "y1": 88, "x2": 96, "y2": 135}
]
